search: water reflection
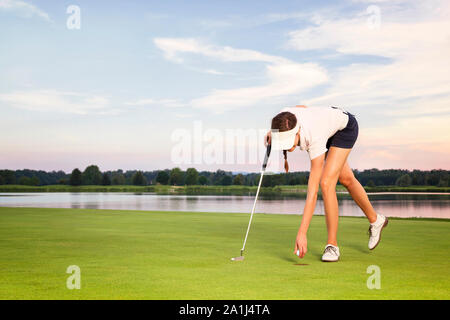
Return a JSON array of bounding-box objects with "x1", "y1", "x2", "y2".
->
[{"x1": 0, "y1": 192, "x2": 449, "y2": 219}]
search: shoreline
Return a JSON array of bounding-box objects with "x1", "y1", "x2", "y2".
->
[{"x1": 0, "y1": 184, "x2": 449, "y2": 194}]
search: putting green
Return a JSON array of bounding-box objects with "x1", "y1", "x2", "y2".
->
[{"x1": 0, "y1": 207, "x2": 449, "y2": 299}]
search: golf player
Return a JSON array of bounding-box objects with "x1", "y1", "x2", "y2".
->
[{"x1": 266, "y1": 105, "x2": 388, "y2": 262}]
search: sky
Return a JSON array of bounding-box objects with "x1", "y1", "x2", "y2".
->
[{"x1": 0, "y1": 0, "x2": 449, "y2": 173}]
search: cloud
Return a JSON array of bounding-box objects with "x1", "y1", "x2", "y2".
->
[
  {"x1": 154, "y1": 38, "x2": 328, "y2": 112},
  {"x1": 154, "y1": 37, "x2": 286, "y2": 64},
  {"x1": 0, "y1": 91, "x2": 187, "y2": 116},
  {"x1": 190, "y1": 62, "x2": 328, "y2": 112},
  {"x1": 287, "y1": 1, "x2": 450, "y2": 112},
  {"x1": 280, "y1": 1, "x2": 450, "y2": 168},
  {"x1": 125, "y1": 98, "x2": 186, "y2": 108},
  {"x1": 0, "y1": 0, "x2": 51, "y2": 22},
  {"x1": 0, "y1": 90, "x2": 118, "y2": 115},
  {"x1": 203, "y1": 69, "x2": 227, "y2": 75}
]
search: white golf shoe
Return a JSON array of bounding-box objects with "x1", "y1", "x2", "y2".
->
[
  {"x1": 368, "y1": 214, "x2": 388, "y2": 250},
  {"x1": 321, "y1": 244, "x2": 340, "y2": 262}
]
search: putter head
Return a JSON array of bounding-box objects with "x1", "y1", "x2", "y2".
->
[
  {"x1": 231, "y1": 249, "x2": 245, "y2": 261},
  {"x1": 231, "y1": 256, "x2": 244, "y2": 261}
]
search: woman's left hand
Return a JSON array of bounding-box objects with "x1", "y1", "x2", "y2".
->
[{"x1": 264, "y1": 131, "x2": 271, "y2": 146}]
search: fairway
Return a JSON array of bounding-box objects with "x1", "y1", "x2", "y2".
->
[{"x1": 0, "y1": 207, "x2": 449, "y2": 299}]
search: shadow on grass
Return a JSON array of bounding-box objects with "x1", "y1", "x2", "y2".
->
[
  {"x1": 275, "y1": 250, "x2": 323, "y2": 264},
  {"x1": 277, "y1": 253, "x2": 296, "y2": 264},
  {"x1": 344, "y1": 242, "x2": 369, "y2": 254}
]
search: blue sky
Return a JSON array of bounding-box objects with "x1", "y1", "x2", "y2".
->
[{"x1": 1, "y1": 0, "x2": 449, "y2": 172}]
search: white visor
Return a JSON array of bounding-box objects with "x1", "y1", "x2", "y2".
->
[{"x1": 271, "y1": 123, "x2": 299, "y2": 151}]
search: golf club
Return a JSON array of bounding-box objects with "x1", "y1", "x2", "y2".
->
[{"x1": 231, "y1": 142, "x2": 271, "y2": 261}]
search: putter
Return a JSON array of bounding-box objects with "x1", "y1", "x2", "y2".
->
[{"x1": 231, "y1": 142, "x2": 271, "y2": 261}]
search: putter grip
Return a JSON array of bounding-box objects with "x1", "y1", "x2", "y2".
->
[{"x1": 262, "y1": 144, "x2": 271, "y2": 170}]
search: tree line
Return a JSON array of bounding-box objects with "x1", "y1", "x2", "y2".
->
[{"x1": 0, "y1": 167, "x2": 449, "y2": 187}]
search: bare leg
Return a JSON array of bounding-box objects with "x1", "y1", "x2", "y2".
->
[
  {"x1": 321, "y1": 147, "x2": 352, "y2": 246},
  {"x1": 338, "y1": 162, "x2": 377, "y2": 223}
]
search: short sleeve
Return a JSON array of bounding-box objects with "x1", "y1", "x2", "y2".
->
[{"x1": 307, "y1": 140, "x2": 328, "y2": 160}]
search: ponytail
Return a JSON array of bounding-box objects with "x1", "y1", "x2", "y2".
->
[{"x1": 283, "y1": 150, "x2": 289, "y2": 173}]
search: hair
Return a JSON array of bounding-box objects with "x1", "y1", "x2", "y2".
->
[
  {"x1": 271, "y1": 112, "x2": 297, "y2": 132},
  {"x1": 271, "y1": 112, "x2": 297, "y2": 173}
]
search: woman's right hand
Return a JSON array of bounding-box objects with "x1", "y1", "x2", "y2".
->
[
  {"x1": 294, "y1": 233, "x2": 308, "y2": 258},
  {"x1": 264, "y1": 130, "x2": 271, "y2": 146}
]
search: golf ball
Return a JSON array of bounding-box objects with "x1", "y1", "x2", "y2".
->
[{"x1": 296, "y1": 250, "x2": 300, "y2": 256}]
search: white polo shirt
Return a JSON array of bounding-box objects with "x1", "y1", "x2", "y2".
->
[{"x1": 280, "y1": 106, "x2": 349, "y2": 160}]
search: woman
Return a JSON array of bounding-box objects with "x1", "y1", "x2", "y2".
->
[{"x1": 266, "y1": 105, "x2": 388, "y2": 262}]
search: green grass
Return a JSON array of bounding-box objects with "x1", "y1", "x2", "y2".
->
[
  {"x1": 1, "y1": 184, "x2": 448, "y2": 195},
  {"x1": 0, "y1": 184, "x2": 158, "y2": 193},
  {"x1": 364, "y1": 185, "x2": 450, "y2": 193},
  {"x1": 0, "y1": 207, "x2": 449, "y2": 299}
]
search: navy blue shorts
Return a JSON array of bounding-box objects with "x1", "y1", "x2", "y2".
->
[{"x1": 326, "y1": 112, "x2": 359, "y2": 150}]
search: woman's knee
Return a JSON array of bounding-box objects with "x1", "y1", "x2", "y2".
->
[
  {"x1": 339, "y1": 174, "x2": 355, "y2": 188},
  {"x1": 320, "y1": 177, "x2": 337, "y2": 192}
]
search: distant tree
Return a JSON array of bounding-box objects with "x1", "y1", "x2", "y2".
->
[
  {"x1": 270, "y1": 174, "x2": 285, "y2": 187},
  {"x1": 143, "y1": 172, "x2": 154, "y2": 185},
  {"x1": 262, "y1": 174, "x2": 271, "y2": 187},
  {"x1": 69, "y1": 168, "x2": 82, "y2": 186},
  {"x1": 396, "y1": 174, "x2": 412, "y2": 187},
  {"x1": 199, "y1": 171, "x2": 212, "y2": 185},
  {"x1": 2, "y1": 168, "x2": 450, "y2": 188},
  {"x1": 366, "y1": 180, "x2": 376, "y2": 187},
  {"x1": 438, "y1": 178, "x2": 448, "y2": 187},
  {"x1": 185, "y1": 168, "x2": 199, "y2": 185},
  {"x1": 132, "y1": 171, "x2": 147, "y2": 186},
  {"x1": 169, "y1": 168, "x2": 184, "y2": 185},
  {"x1": 18, "y1": 176, "x2": 33, "y2": 185},
  {"x1": 198, "y1": 175, "x2": 208, "y2": 185},
  {"x1": 156, "y1": 171, "x2": 170, "y2": 185},
  {"x1": 1, "y1": 170, "x2": 16, "y2": 184},
  {"x1": 233, "y1": 174, "x2": 244, "y2": 185},
  {"x1": 287, "y1": 176, "x2": 298, "y2": 185},
  {"x1": 102, "y1": 173, "x2": 111, "y2": 186},
  {"x1": 429, "y1": 170, "x2": 441, "y2": 185},
  {"x1": 220, "y1": 175, "x2": 232, "y2": 186},
  {"x1": 111, "y1": 172, "x2": 126, "y2": 185},
  {"x1": 82, "y1": 165, "x2": 102, "y2": 185},
  {"x1": 244, "y1": 174, "x2": 256, "y2": 186},
  {"x1": 30, "y1": 176, "x2": 40, "y2": 186},
  {"x1": 287, "y1": 173, "x2": 308, "y2": 185},
  {"x1": 212, "y1": 170, "x2": 227, "y2": 185}
]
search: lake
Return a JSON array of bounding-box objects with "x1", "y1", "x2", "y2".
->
[{"x1": 0, "y1": 192, "x2": 449, "y2": 219}]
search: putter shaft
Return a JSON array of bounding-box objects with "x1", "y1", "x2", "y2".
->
[{"x1": 232, "y1": 144, "x2": 271, "y2": 261}]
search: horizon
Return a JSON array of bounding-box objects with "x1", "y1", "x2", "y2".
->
[
  {"x1": 1, "y1": 0, "x2": 450, "y2": 172},
  {"x1": 3, "y1": 166, "x2": 449, "y2": 176}
]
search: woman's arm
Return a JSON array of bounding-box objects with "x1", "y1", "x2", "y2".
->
[
  {"x1": 299, "y1": 153, "x2": 325, "y2": 233},
  {"x1": 294, "y1": 153, "x2": 325, "y2": 257}
]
